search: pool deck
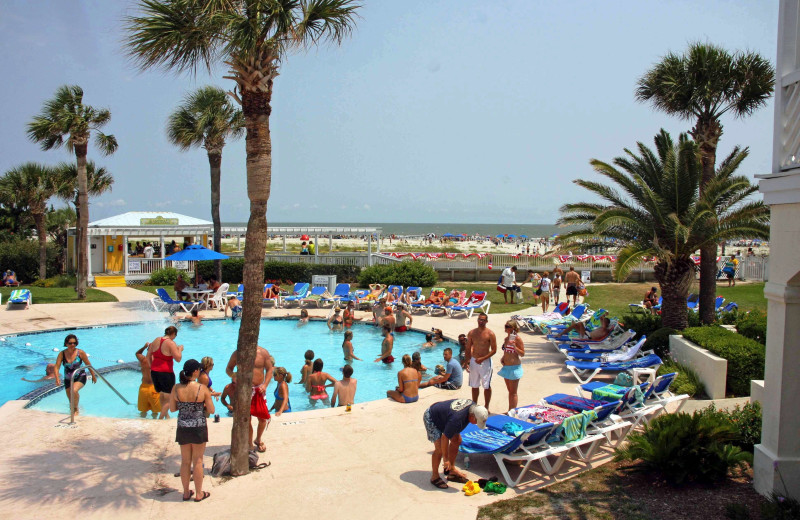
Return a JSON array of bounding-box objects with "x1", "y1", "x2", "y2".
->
[{"x1": 0, "y1": 288, "x2": 618, "y2": 519}]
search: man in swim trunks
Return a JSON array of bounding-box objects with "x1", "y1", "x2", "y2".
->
[
  {"x1": 372, "y1": 298, "x2": 387, "y2": 325},
  {"x1": 375, "y1": 324, "x2": 395, "y2": 363},
  {"x1": 561, "y1": 316, "x2": 613, "y2": 341},
  {"x1": 381, "y1": 306, "x2": 396, "y2": 331},
  {"x1": 463, "y1": 313, "x2": 497, "y2": 410},
  {"x1": 135, "y1": 343, "x2": 160, "y2": 419},
  {"x1": 226, "y1": 344, "x2": 274, "y2": 453},
  {"x1": 394, "y1": 304, "x2": 412, "y2": 332},
  {"x1": 564, "y1": 266, "x2": 581, "y2": 306},
  {"x1": 174, "y1": 274, "x2": 189, "y2": 301},
  {"x1": 226, "y1": 294, "x2": 243, "y2": 319}
]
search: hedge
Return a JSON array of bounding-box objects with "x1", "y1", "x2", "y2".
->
[
  {"x1": 621, "y1": 311, "x2": 699, "y2": 339},
  {"x1": 0, "y1": 238, "x2": 61, "y2": 282},
  {"x1": 357, "y1": 261, "x2": 437, "y2": 287},
  {"x1": 681, "y1": 326, "x2": 765, "y2": 397},
  {"x1": 736, "y1": 310, "x2": 767, "y2": 345},
  {"x1": 195, "y1": 259, "x2": 361, "y2": 285}
]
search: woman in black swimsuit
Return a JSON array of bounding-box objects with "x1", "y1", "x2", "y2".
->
[{"x1": 54, "y1": 334, "x2": 96, "y2": 415}]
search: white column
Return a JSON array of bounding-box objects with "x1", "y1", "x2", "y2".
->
[
  {"x1": 314, "y1": 234, "x2": 319, "y2": 264},
  {"x1": 329, "y1": 234, "x2": 333, "y2": 252},
  {"x1": 367, "y1": 234, "x2": 373, "y2": 266},
  {"x1": 87, "y1": 235, "x2": 92, "y2": 282},
  {"x1": 282, "y1": 234, "x2": 287, "y2": 253},
  {"x1": 160, "y1": 234, "x2": 166, "y2": 269},
  {"x1": 124, "y1": 235, "x2": 129, "y2": 276}
]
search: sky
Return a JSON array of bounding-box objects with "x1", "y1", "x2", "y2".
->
[{"x1": 0, "y1": 0, "x2": 780, "y2": 225}]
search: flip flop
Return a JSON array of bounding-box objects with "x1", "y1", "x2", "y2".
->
[
  {"x1": 194, "y1": 491, "x2": 210, "y2": 502},
  {"x1": 255, "y1": 441, "x2": 267, "y2": 453},
  {"x1": 447, "y1": 474, "x2": 469, "y2": 484},
  {"x1": 182, "y1": 490, "x2": 194, "y2": 501},
  {"x1": 430, "y1": 477, "x2": 448, "y2": 489}
]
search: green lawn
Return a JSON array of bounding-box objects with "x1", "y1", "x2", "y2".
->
[
  {"x1": 584, "y1": 282, "x2": 766, "y2": 319},
  {"x1": 133, "y1": 285, "x2": 170, "y2": 297},
  {"x1": 0, "y1": 286, "x2": 118, "y2": 304}
]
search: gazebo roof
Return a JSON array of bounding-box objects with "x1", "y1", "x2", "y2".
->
[{"x1": 89, "y1": 212, "x2": 212, "y2": 227}]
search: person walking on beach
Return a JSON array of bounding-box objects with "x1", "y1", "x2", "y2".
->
[
  {"x1": 225, "y1": 344, "x2": 274, "y2": 453},
  {"x1": 564, "y1": 266, "x2": 581, "y2": 306},
  {"x1": 423, "y1": 398, "x2": 488, "y2": 489},
  {"x1": 463, "y1": 313, "x2": 497, "y2": 410},
  {"x1": 538, "y1": 272, "x2": 552, "y2": 313},
  {"x1": 54, "y1": 334, "x2": 96, "y2": 416},
  {"x1": 170, "y1": 359, "x2": 213, "y2": 502},
  {"x1": 375, "y1": 325, "x2": 395, "y2": 363},
  {"x1": 498, "y1": 321, "x2": 525, "y2": 412},
  {"x1": 148, "y1": 326, "x2": 183, "y2": 419},
  {"x1": 135, "y1": 343, "x2": 160, "y2": 419}
]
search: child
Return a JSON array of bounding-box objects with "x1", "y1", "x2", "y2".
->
[
  {"x1": 342, "y1": 330, "x2": 361, "y2": 362},
  {"x1": 331, "y1": 364, "x2": 357, "y2": 408},
  {"x1": 220, "y1": 379, "x2": 236, "y2": 416},
  {"x1": 298, "y1": 349, "x2": 314, "y2": 391},
  {"x1": 270, "y1": 367, "x2": 292, "y2": 416}
]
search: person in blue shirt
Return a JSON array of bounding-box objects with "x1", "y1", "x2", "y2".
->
[
  {"x1": 423, "y1": 398, "x2": 488, "y2": 489},
  {"x1": 420, "y1": 348, "x2": 462, "y2": 390}
]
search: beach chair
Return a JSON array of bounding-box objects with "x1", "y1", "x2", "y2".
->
[
  {"x1": 546, "y1": 308, "x2": 607, "y2": 337},
  {"x1": 446, "y1": 291, "x2": 490, "y2": 318},
  {"x1": 644, "y1": 372, "x2": 690, "y2": 413},
  {"x1": 429, "y1": 290, "x2": 465, "y2": 316},
  {"x1": 409, "y1": 287, "x2": 445, "y2": 314},
  {"x1": 324, "y1": 283, "x2": 354, "y2": 306},
  {"x1": 563, "y1": 335, "x2": 648, "y2": 362},
  {"x1": 536, "y1": 304, "x2": 589, "y2": 334},
  {"x1": 403, "y1": 286, "x2": 422, "y2": 305},
  {"x1": 227, "y1": 284, "x2": 245, "y2": 299},
  {"x1": 628, "y1": 297, "x2": 661, "y2": 314},
  {"x1": 3, "y1": 270, "x2": 20, "y2": 287},
  {"x1": 718, "y1": 301, "x2": 738, "y2": 314},
  {"x1": 686, "y1": 293, "x2": 699, "y2": 311},
  {"x1": 281, "y1": 282, "x2": 310, "y2": 308},
  {"x1": 262, "y1": 284, "x2": 281, "y2": 307},
  {"x1": 207, "y1": 283, "x2": 230, "y2": 310},
  {"x1": 6, "y1": 288, "x2": 32, "y2": 309},
  {"x1": 385, "y1": 285, "x2": 403, "y2": 304},
  {"x1": 542, "y1": 386, "x2": 654, "y2": 431},
  {"x1": 300, "y1": 286, "x2": 329, "y2": 307},
  {"x1": 553, "y1": 327, "x2": 633, "y2": 355},
  {"x1": 564, "y1": 353, "x2": 663, "y2": 384},
  {"x1": 514, "y1": 302, "x2": 570, "y2": 332},
  {"x1": 151, "y1": 288, "x2": 199, "y2": 314}
]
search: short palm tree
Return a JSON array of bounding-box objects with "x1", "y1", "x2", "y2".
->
[
  {"x1": 558, "y1": 130, "x2": 770, "y2": 330},
  {"x1": 125, "y1": 0, "x2": 360, "y2": 475},
  {"x1": 167, "y1": 86, "x2": 244, "y2": 280},
  {"x1": 636, "y1": 42, "x2": 774, "y2": 324},
  {"x1": 27, "y1": 85, "x2": 118, "y2": 299},
  {"x1": 0, "y1": 163, "x2": 60, "y2": 279}
]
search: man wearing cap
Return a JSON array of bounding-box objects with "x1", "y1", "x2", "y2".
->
[{"x1": 423, "y1": 398, "x2": 488, "y2": 488}]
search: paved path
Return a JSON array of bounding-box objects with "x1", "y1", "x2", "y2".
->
[{"x1": 0, "y1": 290, "x2": 623, "y2": 520}]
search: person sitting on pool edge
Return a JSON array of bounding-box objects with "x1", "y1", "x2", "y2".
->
[
  {"x1": 330, "y1": 364, "x2": 357, "y2": 408},
  {"x1": 387, "y1": 354, "x2": 420, "y2": 403},
  {"x1": 420, "y1": 347, "x2": 462, "y2": 390}
]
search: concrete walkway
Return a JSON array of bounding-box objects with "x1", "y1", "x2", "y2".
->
[{"x1": 0, "y1": 291, "x2": 624, "y2": 520}]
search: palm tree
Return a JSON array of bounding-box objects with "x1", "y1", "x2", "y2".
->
[
  {"x1": 27, "y1": 85, "x2": 118, "y2": 299},
  {"x1": 125, "y1": 0, "x2": 360, "y2": 475},
  {"x1": 635, "y1": 42, "x2": 774, "y2": 324},
  {"x1": 0, "y1": 163, "x2": 60, "y2": 279},
  {"x1": 558, "y1": 130, "x2": 769, "y2": 330},
  {"x1": 167, "y1": 86, "x2": 244, "y2": 281}
]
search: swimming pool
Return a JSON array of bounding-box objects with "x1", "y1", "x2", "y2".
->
[{"x1": 3, "y1": 319, "x2": 453, "y2": 417}]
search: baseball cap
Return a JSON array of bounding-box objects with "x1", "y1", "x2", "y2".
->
[{"x1": 470, "y1": 404, "x2": 489, "y2": 429}]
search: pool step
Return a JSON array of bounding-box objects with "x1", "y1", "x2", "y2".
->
[{"x1": 94, "y1": 275, "x2": 126, "y2": 288}]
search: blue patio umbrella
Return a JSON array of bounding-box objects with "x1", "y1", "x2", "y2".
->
[
  {"x1": 508, "y1": 234, "x2": 517, "y2": 238},
  {"x1": 495, "y1": 234, "x2": 504, "y2": 238},
  {"x1": 520, "y1": 234, "x2": 528, "y2": 238},
  {"x1": 443, "y1": 233, "x2": 455, "y2": 237},
  {"x1": 165, "y1": 244, "x2": 229, "y2": 285}
]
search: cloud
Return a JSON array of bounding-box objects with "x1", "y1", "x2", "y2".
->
[
  {"x1": 293, "y1": 203, "x2": 300, "y2": 208},
  {"x1": 96, "y1": 199, "x2": 126, "y2": 207},
  {"x1": 181, "y1": 199, "x2": 193, "y2": 205},
  {"x1": 151, "y1": 200, "x2": 172, "y2": 208},
  {"x1": 363, "y1": 204, "x2": 371, "y2": 210}
]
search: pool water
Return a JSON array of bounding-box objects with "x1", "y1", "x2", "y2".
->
[{"x1": 2, "y1": 319, "x2": 452, "y2": 417}]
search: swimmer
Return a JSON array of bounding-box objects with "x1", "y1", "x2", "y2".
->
[
  {"x1": 54, "y1": 334, "x2": 97, "y2": 415},
  {"x1": 432, "y1": 329, "x2": 445, "y2": 342},
  {"x1": 343, "y1": 300, "x2": 361, "y2": 328},
  {"x1": 330, "y1": 364, "x2": 357, "y2": 408},
  {"x1": 21, "y1": 363, "x2": 57, "y2": 383},
  {"x1": 298, "y1": 349, "x2": 314, "y2": 391},
  {"x1": 411, "y1": 351, "x2": 427, "y2": 373},
  {"x1": 270, "y1": 367, "x2": 292, "y2": 416},
  {"x1": 327, "y1": 307, "x2": 344, "y2": 331},
  {"x1": 375, "y1": 325, "x2": 395, "y2": 363},
  {"x1": 421, "y1": 333, "x2": 435, "y2": 348},
  {"x1": 394, "y1": 304, "x2": 412, "y2": 332},
  {"x1": 198, "y1": 356, "x2": 221, "y2": 400},
  {"x1": 386, "y1": 354, "x2": 420, "y2": 404},
  {"x1": 298, "y1": 309, "x2": 309, "y2": 326},
  {"x1": 342, "y1": 330, "x2": 361, "y2": 362},
  {"x1": 174, "y1": 308, "x2": 203, "y2": 326},
  {"x1": 307, "y1": 359, "x2": 337, "y2": 407}
]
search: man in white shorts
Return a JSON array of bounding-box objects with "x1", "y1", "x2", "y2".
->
[{"x1": 463, "y1": 313, "x2": 497, "y2": 410}]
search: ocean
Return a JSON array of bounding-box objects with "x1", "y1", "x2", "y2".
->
[{"x1": 222, "y1": 221, "x2": 562, "y2": 238}]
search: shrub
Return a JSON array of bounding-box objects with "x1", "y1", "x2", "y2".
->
[
  {"x1": 717, "y1": 308, "x2": 739, "y2": 325},
  {"x1": 761, "y1": 492, "x2": 800, "y2": 519},
  {"x1": 736, "y1": 310, "x2": 767, "y2": 345},
  {"x1": 658, "y1": 359, "x2": 705, "y2": 397},
  {"x1": 0, "y1": 238, "x2": 61, "y2": 282},
  {"x1": 357, "y1": 260, "x2": 437, "y2": 287},
  {"x1": 148, "y1": 267, "x2": 182, "y2": 286},
  {"x1": 643, "y1": 327, "x2": 676, "y2": 359},
  {"x1": 195, "y1": 259, "x2": 361, "y2": 285},
  {"x1": 31, "y1": 274, "x2": 76, "y2": 288},
  {"x1": 620, "y1": 313, "x2": 662, "y2": 339},
  {"x1": 696, "y1": 402, "x2": 762, "y2": 452},
  {"x1": 614, "y1": 411, "x2": 752, "y2": 485},
  {"x1": 681, "y1": 326, "x2": 765, "y2": 397}
]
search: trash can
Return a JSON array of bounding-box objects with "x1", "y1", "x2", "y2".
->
[{"x1": 311, "y1": 275, "x2": 337, "y2": 293}]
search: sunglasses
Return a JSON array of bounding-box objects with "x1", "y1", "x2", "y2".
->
[{"x1": 66, "y1": 341, "x2": 78, "y2": 345}]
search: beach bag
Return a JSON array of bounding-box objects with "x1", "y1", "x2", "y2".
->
[
  {"x1": 211, "y1": 449, "x2": 268, "y2": 476},
  {"x1": 613, "y1": 372, "x2": 634, "y2": 387}
]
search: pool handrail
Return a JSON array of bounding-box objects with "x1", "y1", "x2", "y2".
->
[{"x1": 69, "y1": 365, "x2": 132, "y2": 424}]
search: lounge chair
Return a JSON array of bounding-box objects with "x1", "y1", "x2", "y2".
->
[
  {"x1": 324, "y1": 283, "x2": 354, "y2": 306},
  {"x1": 554, "y1": 327, "x2": 633, "y2": 355},
  {"x1": 403, "y1": 286, "x2": 422, "y2": 306},
  {"x1": 644, "y1": 372, "x2": 690, "y2": 413},
  {"x1": 409, "y1": 287, "x2": 445, "y2": 314},
  {"x1": 385, "y1": 285, "x2": 403, "y2": 304},
  {"x1": 207, "y1": 283, "x2": 230, "y2": 310},
  {"x1": 151, "y1": 288, "x2": 199, "y2": 314},
  {"x1": 6, "y1": 288, "x2": 32, "y2": 309},
  {"x1": 514, "y1": 302, "x2": 570, "y2": 332},
  {"x1": 546, "y1": 308, "x2": 607, "y2": 337},
  {"x1": 301, "y1": 286, "x2": 332, "y2": 307},
  {"x1": 281, "y1": 282, "x2": 310, "y2": 308},
  {"x1": 3, "y1": 270, "x2": 20, "y2": 287},
  {"x1": 686, "y1": 293, "x2": 699, "y2": 311},
  {"x1": 227, "y1": 284, "x2": 245, "y2": 299},
  {"x1": 429, "y1": 290, "x2": 465, "y2": 316},
  {"x1": 521, "y1": 303, "x2": 586, "y2": 334},
  {"x1": 563, "y1": 335, "x2": 648, "y2": 362},
  {"x1": 262, "y1": 284, "x2": 281, "y2": 307},
  {"x1": 718, "y1": 302, "x2": 738, "y2": 314},
  {"x1": 446, "y1": 291, "x2": 491, "y2": 318},
  {"x1": 564, "y1": 353, "x2": 664, "y2": 384},
  {"x1": 542, "y1": 386, "x2": 656, "y2": 430},
  {"x1": 628, "y1": 297, "x2": 662, "y2": 314}
]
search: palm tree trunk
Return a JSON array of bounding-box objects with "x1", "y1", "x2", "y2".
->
[
  {"x1": 654, "y1": 258, "x2": 695, "y2": 330},
  {"x1": 74, "y1": 144, "x2": 89, "y2": 300},
  {"x1": 694, "y1": 121, "x2": 722, "y2": 325},
  {"x1": 208, "y1": 151, "x2": 223, "y2": 282},
  {"x1": 33, "y1": 211, "x2": 47, "y2": 280},
  {"x1": 231, "y1": 87, "x2": 273, "y2": 476}
]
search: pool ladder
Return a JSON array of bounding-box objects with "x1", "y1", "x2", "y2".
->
[{"x1": 68, "y1": 366, "x2": 132, "y2": 424}]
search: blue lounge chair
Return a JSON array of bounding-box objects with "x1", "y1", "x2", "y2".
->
[
  {"x1": 6, "y1": 288, "x2": 32, "y2": 309},
  {"x1": 563, "y1": 335, "x2": 648, "y2": 362},
  {"x1": 281, "y1": 283, "x2": 310, "y2": 307},
  {"x1": 151, "y1": 288, "x2": 199, "y2": 314},
  {"x1": 555, "y1": 329, "x2": 635, "y2": 356},
  {"x1": 262, "y1": 284, "x2": 280, "y2": 307},
  {"x1": 718, "y1": 301, "x2": 738, "y2": 314},
  {"x1": 324, "y1": 283, "x2": 354, "y2": 306},
  {"x1": 300, "y1": 286, "x2": 329, "y2": 307},
  {"x1": 446, "y1": 291, "x2": 491, "y2": 318},
  {"x1": 227, "y1": 284, "x2": 244, "y2": 299},
  {"x1": 564, "y1": 353, "x2": 664, "y2": 384},
  {"x1": 386, "y1": 285, "x2": 403, "y2": 303},
  {"x1": 644, "y1": 372, "x2": 689, "y2": 413}
]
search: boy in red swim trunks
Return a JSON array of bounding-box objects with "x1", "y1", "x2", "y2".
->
[
  {"x1": 375, "y1": 324, "x2": 395, "y2": 363},
  {"x1": 226, "y1": 345, "x2": 274, "y2": 452}
]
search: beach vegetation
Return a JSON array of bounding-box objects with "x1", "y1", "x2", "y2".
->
[
  {"x1": 636, "y1": 43, "x2": 774, "y2": 325},
  {"x1": 358, "y1": 261, "x2": 438, "y2": 288},
  {"x1": 147, "y1": 266, "x2": 184, "y2": 286},
  {"x1": 0, "y1": 163, "x2": 61, "y2": 280},
  {"x1": 125, "y1": 0, "x2": 361, "y2": 475},
  {"x1": 31, "y1": 274, "x2": 77, "y2": 288},
  {"x1": 557, "y1": 130, "x2": 769, "y2": 330},
  {"x1": 27, "y1": 85, "x2": 118, "y2": 300},
  {"x1": 696, "y1": 402, "x2": 762, "y2": 453},
  {"x1": 167, "y1": 86, "x2": 244, "y2": 282},
  {"x1": 642, "y1": 326, "x2": 675, "y2": 359},
  {"x1": 681, "y1": 326, "x2": 765, "y2": 396},
  {"x1": 657, "y1": 358, "x2": 705, "y2": 398},
  {"x1": 0, "y1": 238, "x2": 61, "y2": 283},
  {"x1": 195, "y1": 259, "x2": 361, "y2": 285},
  {"x1": 735, "y1": 309, "x2": 767, "y2": 345},
  {"x1": 614, "y1": 411, "x2": 752, "y2": 485}
]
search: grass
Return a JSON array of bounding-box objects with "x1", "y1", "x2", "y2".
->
[
  {"x1": 584, "y1": 282, "x2": 766, "y2": 319},
  {"x1": 134, "y1": 285, "x2": 170, "y2": 297},
  {"x1": 0, "y1": 286, "x2": 118, "y2": 304}
]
